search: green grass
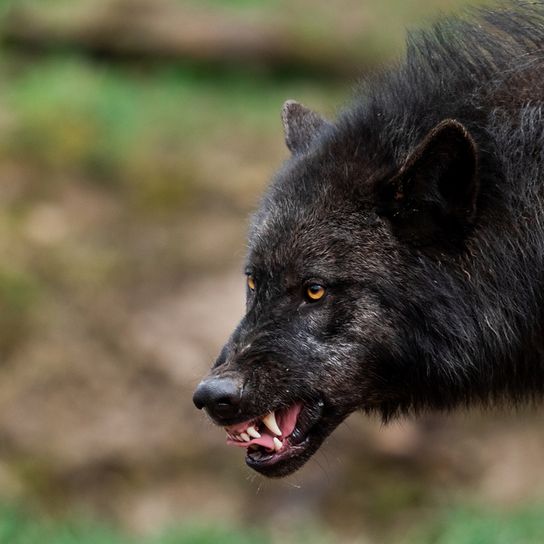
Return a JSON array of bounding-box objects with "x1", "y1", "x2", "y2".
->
[
  {"x1": 404, "y1": 504, "x2": 544, "y2": 544},
  {"x1": 4, "y1": 503, "x2": 544, "y2": 544},
  {"x1": 0, "y1": 57, "x2": 342, "y2": 169},
  {"x1": 0, "y1": 56, "x2": 345, "y2": 218},
  {"x1": 0, "y1": 506, "x2": 272, "y2": 544}
]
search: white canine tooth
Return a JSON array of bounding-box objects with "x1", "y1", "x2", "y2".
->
[
  {"x1": 240, "y1": 432, "x2": 251, "y2": 442},
  {"x1": 247, "y1": 426, "x2": 261, "y2": 439},
  {"x1": 273, "y1": 437, "x2": 283, "y2": 451},
  {"x1": 262, "y1": 412, "x2": 282, "y2": 436}
]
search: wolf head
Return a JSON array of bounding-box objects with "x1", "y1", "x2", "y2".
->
[{"x1": 194, "y1": 100, "x2": 481, "y2": 477}]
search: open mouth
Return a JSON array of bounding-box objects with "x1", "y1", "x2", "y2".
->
[{"x1": 224, "y1": 400, "x2": 324, "y2": 475}]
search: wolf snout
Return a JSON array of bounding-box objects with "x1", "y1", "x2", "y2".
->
[{"x1": 192, "y1": 375, "x2": 244, "y2": 422}]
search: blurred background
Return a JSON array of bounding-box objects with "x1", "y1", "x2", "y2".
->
[{"x1": 0, "y1": 0, "x2": 544, "y2": 543}]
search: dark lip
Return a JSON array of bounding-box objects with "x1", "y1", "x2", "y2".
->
[{"x1": 245, "y1": 436, "x2": 311, "y2": 471}]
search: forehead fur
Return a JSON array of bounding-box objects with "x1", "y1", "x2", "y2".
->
[{"x1": 247, "y1": 147, "x2": 390, "y2": 278}]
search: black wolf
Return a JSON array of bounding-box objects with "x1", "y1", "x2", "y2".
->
[{"x1": 193, "y1": 2, "x2": 544, "y2": 477}]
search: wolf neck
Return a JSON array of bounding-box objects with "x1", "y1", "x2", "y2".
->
[{"x1": 405, "y1": 238, "x2": 544, "y2": 413}]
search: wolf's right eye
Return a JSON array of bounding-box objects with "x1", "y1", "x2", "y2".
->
[{"x1": 247, "y1": 275, "x2": 256, "y2": 291}]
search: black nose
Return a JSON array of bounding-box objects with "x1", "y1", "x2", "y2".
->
[{"x1": 192, "y1": 376, "x2": 243, "y2": 421}]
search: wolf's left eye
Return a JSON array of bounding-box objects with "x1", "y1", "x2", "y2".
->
[
  {"x1": 305, "y1": 284, "x2": 325, "y2": 301},
  {"x1": 247, "y1": 275, "x2": 256, "y2": 291}
]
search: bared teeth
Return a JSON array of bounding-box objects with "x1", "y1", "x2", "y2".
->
[
  {"x1": 247, "y1": 426, "x2": 261, "y2": 439},
  {"x1": 240, "y1": 432, "x2": 251, "y2": 442},
  {"x1": 273, "y1": 437, "x2": 283, "y2": 451},
  {"x1": 262, "y1": 412, "x2": 282, "y2": 436}
]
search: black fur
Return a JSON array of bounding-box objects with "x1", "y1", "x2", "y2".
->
[{"x1": 195, "y1": 1, "x2": 544, "y2": 477}]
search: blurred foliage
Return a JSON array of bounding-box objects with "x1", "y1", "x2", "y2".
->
[
  {"x1": 4, "y1": 503, "x2": 544, "y2": 544},
  {"x1": 407, "y1": 504, "x2": 544, "y2": 544},
  {"x1": 0, "y1": 505, "x2": 272, "y2": 544},
  {"x1": 0, "y1": 57, "x2": 344, "y2": 211}
]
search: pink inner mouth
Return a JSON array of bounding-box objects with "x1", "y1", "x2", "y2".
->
[{"x1": 224, "y1": 403, "x2": 303, "y2": 451}]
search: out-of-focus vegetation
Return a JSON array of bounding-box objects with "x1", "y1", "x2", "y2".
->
[
  {"x1": 0, "y1": 505, "x2": 273, "y2": 544},
  {"x1": 1, "y1": 0, "x2": 544, "y2": 543},
  {"x1": 5, "y1": 503, "x2": 544, "y2": 544},
  {"x1": 408, "y1": 505, "x2": 544, "y2": 544},
  {"x1": 2, "y1": 58, "x2": 341, "y2": 211}
]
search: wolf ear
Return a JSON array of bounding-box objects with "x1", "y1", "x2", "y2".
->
[
  {"x1": 377, "y1": 119, "x2": 479, "y2": 246},
  {"x1": 281, "y1": 100, "x2": 330, "y2": 154}
]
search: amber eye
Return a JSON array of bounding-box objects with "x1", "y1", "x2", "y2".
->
[
  {"x1": 306, "y1": 284, "x2": 325, "y2": 301},
  {"x1": 247, "y1": 275, "x2": 256, "y2": 291}
]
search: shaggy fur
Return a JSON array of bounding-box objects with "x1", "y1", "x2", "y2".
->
[{"x1": 194, "y1": 1, "x2": 544, "y2": 477}]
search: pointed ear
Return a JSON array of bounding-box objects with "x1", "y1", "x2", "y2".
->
[
  {"x1": 281, "y1": 100, "x2": 330, "y2": 154},
  {"x1": 377, "y1": 119, "x2": 479, "y2": 246}
]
